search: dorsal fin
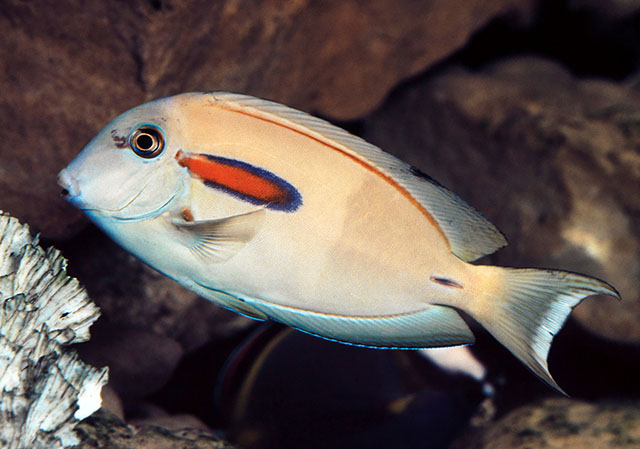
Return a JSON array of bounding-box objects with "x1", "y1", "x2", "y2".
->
[{"x1": 210, "y1": 92, "x2": 507, "y2": 261}]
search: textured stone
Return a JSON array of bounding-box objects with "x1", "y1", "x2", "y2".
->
[
  {"x1": 569, "y1": 0, "x2": 640, "y2": 19},
  {"x1": 451, "y1": 398, "x2": 640, "y2": 449},
  {"x1": 0, "y1": 0, "x2": 534, "y2": 239},
  {"x1": 76, "y1": 409, "x2": 239, "y2": 449},
  {"x1": 132, "y1": 414, "x2": 212, "y2": 433},
  {"x1": 362, "y1": 56, "x2": 640, "y2": 343},
  {"x1": 100, "y1": 385, "x2": 125, "y2": 421},
  {"x1": 76, "y1": 323, "x2": 184, "y2": 398}
]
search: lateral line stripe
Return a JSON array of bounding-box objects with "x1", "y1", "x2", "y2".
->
[{"x1": 220, "y1": 105, "x2": 449, "y2": 245}]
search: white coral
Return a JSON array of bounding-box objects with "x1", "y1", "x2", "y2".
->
[{"x1": 0, "y1": 212, "x2": 107, "y2": 449}]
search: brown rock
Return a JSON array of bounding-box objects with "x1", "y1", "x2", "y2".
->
[
  {"x1": 0, "y1": 0, "x2": 534, "y2": 239},
  {"x1": 568, "y1": 0, "x2": 640, "y2": 19},
  {"x1": 362, "y1": 56, "x2": 640, "y2": 343},
  {"x1": 450, "y1": 398, "x2": 640, "y2": 449},
  {"x1": 126, "y1": 403, "x2": 213, "y2": 432},
  {"x1": 76, "y1": 409, "x2": 239, "y2": 449},
  {"x1": 132, "y1": 414, "x2": 213, "y2": 433},
  {"x1": 100, "y1": 385, "x2": 125, "y2": 421},
  {"x1": 76, "y1": 323, "x2": 184, "y2": 397}
]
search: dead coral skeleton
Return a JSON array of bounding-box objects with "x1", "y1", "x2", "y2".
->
[{"x1": 0, "y1": 212, "x2": 107, "y2": 449}]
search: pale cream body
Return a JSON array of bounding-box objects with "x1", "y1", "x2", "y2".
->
[{"x1": 99, "y1": 94, "x2": 479, "y2": 317}]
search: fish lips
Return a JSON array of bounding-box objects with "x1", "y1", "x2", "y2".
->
[
  {"x1": 57, "y1": 166, "x2": 183, "y2": 222},
  {"x1": 58, "y1": 168, "x2": 91, "y2": 210}
]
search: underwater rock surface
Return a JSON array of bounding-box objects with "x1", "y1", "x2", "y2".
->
[
  {"x1": 0, "y1": 0, "x2": 534, "y2": 239},
  {"x1": 569, "y1": 0, "x2": 640, "y2": 19},
  {"x1": 76, "y1": 409, "x2": 240, "y2": 449},
  {"x1": 76, "y1": 323, "x2": 184, "y2": 398},
  {"x1": 451, "y1": 398, "x2": 640, "y2": 449}
]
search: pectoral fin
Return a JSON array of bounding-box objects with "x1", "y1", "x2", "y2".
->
[{"x1": 172, "y1": 209, "x2": 265, "y2": 263}]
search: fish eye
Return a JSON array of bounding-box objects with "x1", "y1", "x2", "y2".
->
[{"x1": 129, "y1": 126, "x2": 164, "y2": 158}]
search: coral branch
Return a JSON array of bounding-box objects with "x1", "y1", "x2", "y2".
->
[{"x1": 0, "y1": 212, "x2": 107, "y2": 449}]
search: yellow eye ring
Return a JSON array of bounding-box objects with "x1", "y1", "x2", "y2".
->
[{"x1": 129, "y1": 126, "x2": 164, "y2": 158}]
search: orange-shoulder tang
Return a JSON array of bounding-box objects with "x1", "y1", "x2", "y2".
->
[{"x1": 58, "y1": 92, "x2": 620, "y2": 393}]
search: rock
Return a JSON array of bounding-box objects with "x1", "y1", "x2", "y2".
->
[
  {"x1": 76, "y1": 323, "x2": 184, "y2": 398},
  {"x1": 100, "y1": 385, "x2": 125, "y2": 421},
  {"x1": 450, "y1": 398, "x2": 640, "y2": 449},
  {"x1": 132, "y1": 414, "x2": 212, "y2": 433},
  {"x1": 126, "y1": 402, "x2": 212, "y2": 432},
  {"x1": 75, "y1": 409, "x2": 239, "y2": 449},
  {"x1": 568, "y1": 0, "x2": 640, "y2": 19},
  {"x1": 0, "y1": 0, "x2": 535, "y2": 239},
  {"x1": 362, "y1": 56, "x2": 640, "y2": 344}
]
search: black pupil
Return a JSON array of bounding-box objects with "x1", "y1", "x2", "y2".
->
[{"x1": 136, "y1": 133, "x2": 155, "y2": 151}]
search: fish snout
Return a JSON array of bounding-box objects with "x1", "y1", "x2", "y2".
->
[{"x1": 57, "y1": 169, "x2": 81, "y2": 199}]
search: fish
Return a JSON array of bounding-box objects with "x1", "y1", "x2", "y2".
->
[{"x1": 58, "y1": 92, "x2": 620, "y2": 393}]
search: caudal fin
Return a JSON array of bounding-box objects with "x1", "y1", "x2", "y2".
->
[{"x1": 475, "y1": 267, "x2": 620, "y2": 394}]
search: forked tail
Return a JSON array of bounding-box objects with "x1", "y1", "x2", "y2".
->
[{"x1": 472, "y1": 267, "x2": 620, "y2": 393}]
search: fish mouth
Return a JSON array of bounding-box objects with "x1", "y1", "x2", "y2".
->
[
  {"x1": 58, "y1": 169, "x2": 80, "y2": 198},
  {"x1": 58, "y1": 168, "x2": 91, "y2": 210},
  {"x1": 58, "y1": 167, "x2": 184, "y2": 222}
]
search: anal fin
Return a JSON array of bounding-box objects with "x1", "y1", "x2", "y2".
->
[{"x1": 238, "y1": 296, "x2": 475, "y2": 349}]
